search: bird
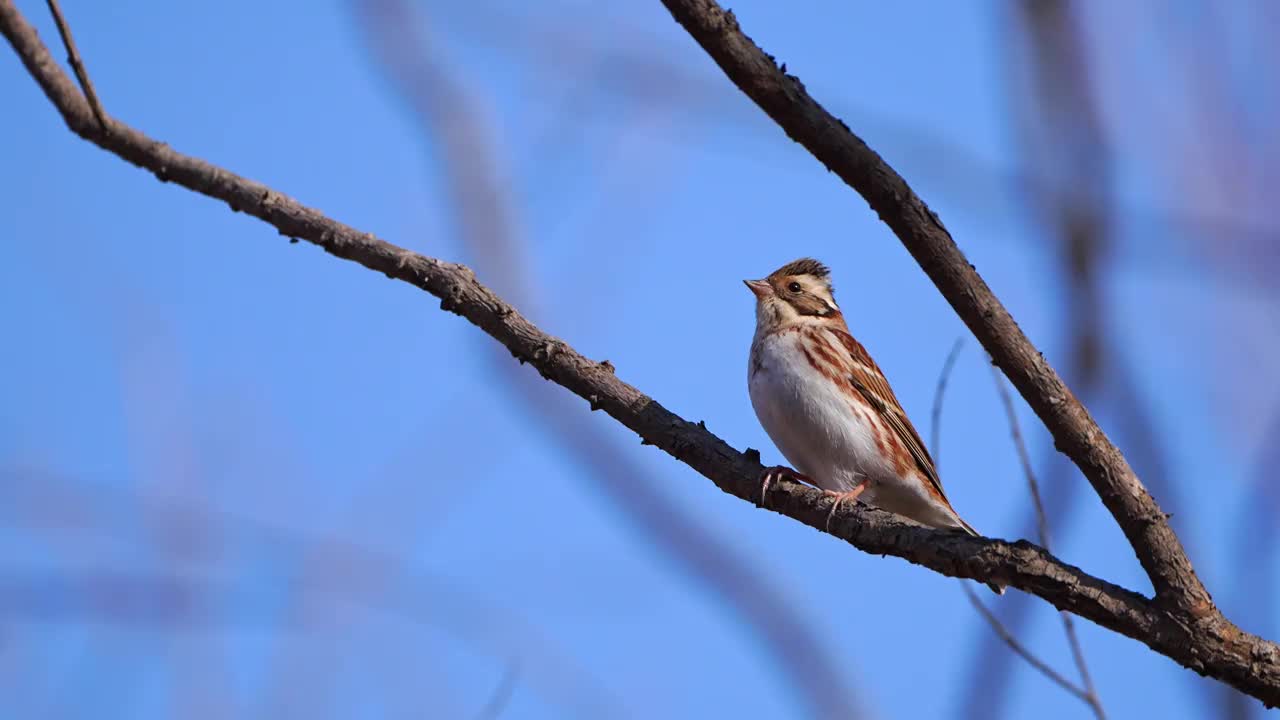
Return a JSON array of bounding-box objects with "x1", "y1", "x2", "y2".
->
[{"x1": 745, "y1": 257, "x2": 1004, "y2": 594}]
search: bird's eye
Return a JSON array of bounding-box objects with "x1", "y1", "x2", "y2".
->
[{"x1": 787, "y1": 281, "x2": 802, "y2": 293}]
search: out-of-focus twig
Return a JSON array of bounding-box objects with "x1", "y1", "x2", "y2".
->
[
  {"x1": 115, "y1": 304, "x2": 232, "y2": 717},
  {"x1": 0, "y1": 465, "x2": 627, "y2": 719},
  {"x1": 929, "y1": 338, "x2": 1097, "y2": 711},
  {"x1": 353, "y1": 1, "x2": 862, "y2": 716},
  {"x1": 443, "y1": 2, "x2": 1280, "y2": 292},
  {"x1": 989, "y1": 369, "x2": 1053, "y2": 551},
  {"x1": 928, "y1": 336, "x2": 965, "y2": 468},
  {"x1": 0, "y1": 570, "x2": 229, "y2": 625},
  {"x1": 44, "y1": 0, "x2": 105, "y2": 128},
  {"x1": 960, "y1": 583, "x2": 1092, "y2": 704},
  {"x1": 1225, "y1": 408, "x2": 1280, "y2": 720},
  {"x1": 960, "y1": 1, "x2": 1150, "y2": 715},
  {"x1": 473, "y1": 660, "x2": 519, "y2": 720},
  {"x1": 989, "y1": 366, "x2": 1105, "y2": 719}
]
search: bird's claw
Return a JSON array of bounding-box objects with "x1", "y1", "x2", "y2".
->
[
  {"x1": 756, "y1": 465, "x2": 809, "y2": 509},
  {"x1": 823, "y1": 483, "x2": 868, "y2": 532}
]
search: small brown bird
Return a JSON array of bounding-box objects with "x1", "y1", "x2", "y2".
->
[{"x1": 745, "y1": 258, "x2": 1003, "y2": 594}]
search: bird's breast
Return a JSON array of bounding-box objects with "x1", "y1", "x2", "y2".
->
[{"x1": 748, "y1": 331, "x2": 882, "y2": 492}]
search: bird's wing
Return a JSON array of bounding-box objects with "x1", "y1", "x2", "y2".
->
[{"x1": 826, "y1": 328, "x2": 954, "y2": 507}]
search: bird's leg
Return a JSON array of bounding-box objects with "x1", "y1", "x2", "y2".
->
[
  {"x1": 757, "y1": 465, "x2": 811, "y2": 509},
  {"x1": 824, "y1": 479, "x2": 868, "y2": 532}
]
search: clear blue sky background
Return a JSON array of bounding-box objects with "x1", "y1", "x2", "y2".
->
[{"x1": 3, "y1": 1, "x2": 1276, "y2": 718}]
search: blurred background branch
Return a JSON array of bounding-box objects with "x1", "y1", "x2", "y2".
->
[
  {"x1": 931, "y1": 339, "x2": 1100, "y2": 712},
  {"x1": 988, "y1": 364, "x2": 1105, "y2": 719},
  {"x1": 351, "y1": 1, "x2": 862, "y2": 717},
  {"x1": 932, "y1": 339, "x2": 1103, "y2": 717},
  {"x1": 960, "y1": 2, "x2": 1192, "y2": 716},
  {"x1": 0, "y1": 464, "x2": 627, "y2": 718}
]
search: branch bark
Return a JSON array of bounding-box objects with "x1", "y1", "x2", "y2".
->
[{"x1": 4, "y1": 0, "x2": 1279, "y2": 707}]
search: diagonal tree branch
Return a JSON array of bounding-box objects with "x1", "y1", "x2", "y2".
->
[
  {"x1": 4, "y1": 0, "x2": 1280, "y2": 706},
  {"x1": 655, "y1": 0, "x2": 1208, "y2": 616}
]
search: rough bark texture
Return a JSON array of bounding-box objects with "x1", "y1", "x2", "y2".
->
[{"x1": 3, "y1": 0, "x2": 1278, "y2": 706}]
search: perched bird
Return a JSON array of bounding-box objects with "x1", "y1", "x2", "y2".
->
[{"x1": 745, "y1": 258, "x2": 1004, "y2": 594}]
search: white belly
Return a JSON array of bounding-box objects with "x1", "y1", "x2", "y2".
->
[{"x1": 748, "y1": 331, "x2": 890, "y2": 496}]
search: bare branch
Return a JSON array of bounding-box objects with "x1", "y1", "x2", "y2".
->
[
  {"x1": 928, "y1": 336, "x2": 965, "y2": 467},
  {"x1": 989, "y1": 368, "x2": 1054, "y2": 551},
  {"x1": 43, "y1": 0, "x2": 105, "y2": 129},
  {"x1": 961, "y1": 583, "x2": 1092, "y2": 704},
  {"x1": 4, "y1": 0, "x2": 1280, "y2": 706}
]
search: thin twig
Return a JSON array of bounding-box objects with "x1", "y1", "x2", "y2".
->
[
  {"x1": 473, "y1": 660, "x2": 519, "y2": 720},
  {"x1": 990, "y1": 365, "x2": 1106, "y2": 720},
  {"x1": 44, "y1": 0, "x2": 106, "y2": 129},
  {"x1": 930, "y1": 339, "x2": 1095, "y2": 709},
  {"x1": 989, "y1": 365, "x2": 1053, "y2": 550},
  {"x1": 928, "y1": 335, "x2": 966, "y2": 466},
  {"x1": 1058, "y1": 612, "x2": 1104, "y2": 719},
  {"x1": 961, "y1": 584, "x2": 1094, "y2": 705}
]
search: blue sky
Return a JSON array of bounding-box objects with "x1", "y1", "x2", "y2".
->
[{"x1": 3, "y1": 0, "x2": 1276, "y2": 718}]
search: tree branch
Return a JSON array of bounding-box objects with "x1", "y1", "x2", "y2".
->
[
  {"x1": 4, "y1": 0, "x2": 1279, "y2": 706},
  {"x1": 654, "y1": 0, "x2": 1208, "y2": 615}
]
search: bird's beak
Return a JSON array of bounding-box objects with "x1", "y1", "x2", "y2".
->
[{"x1": 743, "y1": 279, "x2": 773, "y2": 298}]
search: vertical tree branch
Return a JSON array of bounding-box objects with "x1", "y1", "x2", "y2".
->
[
  {"x1": 928, "y1": 336, "x2": 966, "y2": 468},
  {"x1": 962, "y1": 3, "x2": 1180, "y2": 716},
  {"x1": 352, "y1": 1, "x2": 862, "y2": 717}
]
